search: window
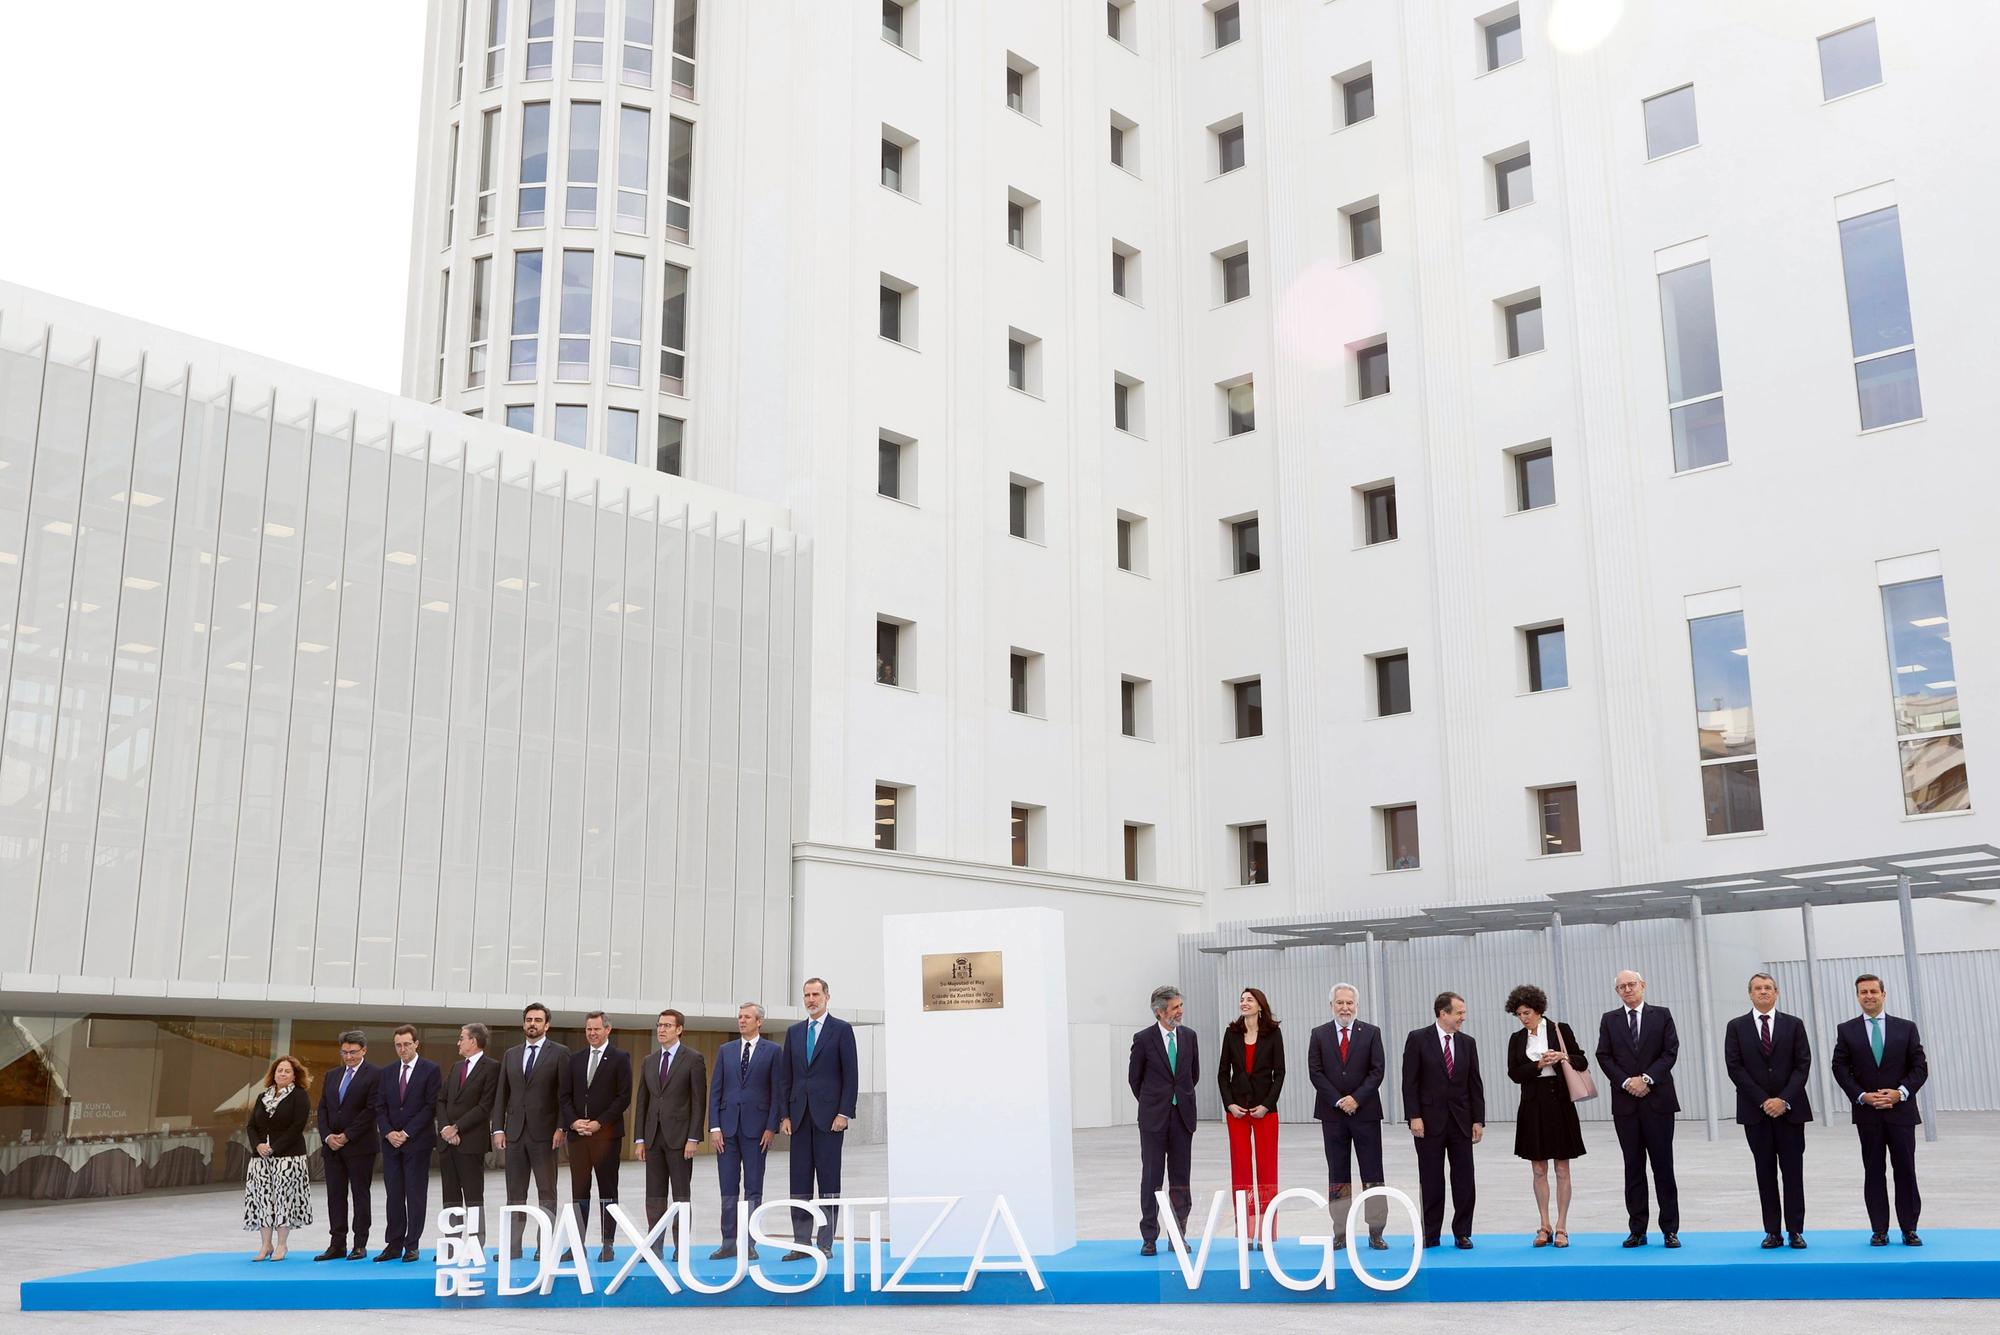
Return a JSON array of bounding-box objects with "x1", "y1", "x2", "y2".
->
[
  {"x1": 566, "y1": 102, "x2": 602, "y2": 226},
  {"x1": 1535, "y1": 784, "x2": 1581, "y2": 855},
  {"x1": 1005, "y1": 52, "x2": 1039, "y2": 118},
  {"x1": 1120, "y1": 676, "x2": 1151, "y2": 739},
  {"x1": 1211, "y1": 2, "x2": 1242, "y2": 49},
  {"x1": 1221, "y1": 376, "x2": 1255, "y2": 436},
  {"x1": 1010, "y1": 805, "x2": 1035, "y2": 868},
  {"x1": 1480, "y1": 6, "x2": 1523, "y2": 72},
  {"x1": 1337, "y1": 66, "x2": 1375, "y2": 126},
  {"x1": 1503, "y1": 292, "x2": 1544, "y2": 358},
  {"x1": 1229, "y1": 515, "x2": 1260, "y2": 574},
  {"x1": 1880, "y1": 574, "x2": 1968, "y2": 814},
  {"x1": 1123, "y1": 822, "x2": 1152, "y2": 882},
  {"x1": 1492, "y1": 147, "x2": 1533, "y2": 212},
  {"x1": 624, "y1": 0, "x2": 658, "y2": 88},
  {"x1": 1643, "y1": 85, "x2": 1698, "y2": 159},
  {"x1": 1382, "y1": 805, "x2": 1420, "y2": 869},
  {"x1": 1512, "y1": 443, "x2": 1555, "y2": 511},
  {"x1": 467, "y1": 255, "x2": 492, "y2": 388},
  {"x1": 606, "y1": 406, "x2": 639, "y2": 462},
  {"x1": 1007, "y1": 329, "x2": 1041, "y2": 393},
  {"x1": 1360, "y1": 483, "x2": 1398, "y2": 545},
  {"x1": 505, "y1": 404, "x2": 534, "y2": 433},
  {"x1": 1237, "y1": 822, "x2": 1269, "y2": 885},
  {"x1": 442, "y1": 123, "x2": 460, "y2": 244},
  {"x1": 518, "y1": 103, "x2": 550, "y2": 226},
  {"x1": 1232, "y1": 678, "x2": 1263, "y2": 739},
  {"x1": 574, "y1": 0, "x2": 606, "y2": 78},
  {"x1": 1006, "y1": 188, "x2": 1040, "y2": 253},
  {"x1": 1111, "y1": 240, "x2": 1140, "y2": 300},
  {"x1": 883, "y1": 0, "x2": 908, "y2": 49},
  {"x1": 1687, "y1": 606, "x2": 1761, "y2": 835},
  {"x1": 876, "y1": 617, "x2": 904, "y2": 686},
  {"x1": 1115, "y1": 511, "x2": 1146, "y2": 574},
  {"x1": 1109, "y1": 111, "x2": 1137, "y2": 171},
  {"x1": 1007, "y1": 474, "x2": 1043, "y2": 542},
  {"x1": 669, "y1": 0, "x2": 697, "y2": 96},
  {"x1": 434, "y1": 269, "x2": 450, "y2": 398},
  {"x1": 558, "y1": 249, "x2": 593, "y2": 380},
  {"x1": 1107, "y1": 0, "x2": 1132, "y2": 46},
  {"x1": 878, "y1": 430, "x2": 913, "y2": 501},
  {"x1": 881, "y1": 125, "x2": 916, "y2": 195},
  {"x1": 617, "y1": 105, "x2": 649, "y2": 230},
  {"x1": 1525, "y1": 622, "x2": 1568, "y2": 692},
  {"x1": 1354, "y1": 339, "x2": 1391, "y2": 399},
  {"x1": 1344, "y1": 200, "x2": 1382, "y2": 260},
  {"x1": 527, "y1": 0, "x2": 554, "y2": 78},
  {"x1": 1838, "y1": 204, "x2": 1922, "y2": 429},
  {"x1": 1657, "y1": 258, "x2": 1728, "y2": 470},
  {"x1": 1819, "y1": 19, "x2": 1882, "y2": 100},
  {"x1": 476, "y1": 108, "x2": 500, "y2": 235},
  {"x1": 1112, "y1": 373, "x2": 1144, "y2": 434},
  {"x1": 554, "y1": 403, "x2": 588, "y2": 447},
  {"x1": 656, "y1": 415, "x2": 684, "y2": 474},
  {"x1": 665, "y1": 115, "x2": 693, "y2": 242},
  {"x1": 659, "y1": 261, "x2": 688, "y2": 393},
  {"x1": 454, "y1": 0, "x2": 469, "y2": 98},
  {"x1": 1374, "y1": 652, "x2": 1410, "y2": 717},
  {"x1": 1009, "y1": 649, "x2": 1045, "y2": 715},
  {"x1": 609, "y1": 252, "x2": 643, "y2": 386},
  {"x1": 874, "y1": 784, "x2": 900, "y2": 851},
  {"x1": 1214, "y1": 118, "x2": 1246, "y2": 174},
  {"x1": 484, "y1": 0, "x2": 508, "y2": 88},
  {"x1": 509, "y1": 250, "x2": 542, "y2": 380},
  {"x1": 880, "y1": 275, "x2": 915, "y2": 344},
  {"x1": 1218, "y1": 245, "x2": 1251, "y2": 303}
]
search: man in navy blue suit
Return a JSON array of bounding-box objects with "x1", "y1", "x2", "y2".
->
[
  {"x1": 1129, "y1": 984, "x2": 1199, "y2": 1256},
  {"x1": 1307, "y1": 983, "x2": 1388, "y2": 1249},
  {"x1": 708, "y1": 1001, "x2": 786, "y2": 1260},
  {"x1": 1595, "y1": 969, "x2": 1682, "y2": 1248},
  {"x1": 1831, "y1": 973, "x2": 1928, "y2": 1246},
  {"x1": 779, "y1": 976, "x2": 859, "y2": 1261},
  {"x1": 314, "y1": 1030, "x2": 381, "y2": 1261},
  {"x1": 374, "y1": 1024, "x2": 442, "y2": 1262},
  {"x1": 1724, "y1": 972, "x2": 1814, "y2": 1249}
]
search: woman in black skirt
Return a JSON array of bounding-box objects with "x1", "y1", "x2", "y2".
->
[
  {"x1": 1504, "y1": 984, "x2": 1587, "y2": 1248},
  {"x1": 243, "y1": 1055, "x2": 314, "y2": 1261}
]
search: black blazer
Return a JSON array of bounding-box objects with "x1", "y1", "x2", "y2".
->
[
  {"x1": 635, "y1": 1044, "x2": 708, "y2": 1149},
  {"x1": 1217, "y1": 1025, "x2": 1286, "y2": 1109},
  {"x1": 1307, "y1": 1018, "x2": 1385, "y2": 1122},
  {"x1": 1506, "y1": 1021, "x2": 1588, "y2": 1086},
  {"x1": 375, "y1": 1057, "x2": 442, "y2": 1147},
  {"x1": 1595, "y1": 1005, "x2": 1681, "y2": 1116},
  {"x1": 1831, "y1": 1013, "x2": 1928, "y2": 1127},
  {"x1": 1400, "y1": 1027, "x2": 1485, "y2": 1135},
  {"x1": 436, "y1": 1053, "x2": 500, "y2": 1146},
  {"x1": 247, "y1": 1085, "x2": 312, "y2": 1157},
  {"x1": 493, "y1": 1040, "x2": 572, "y2": 1143},
  {"x1": 562, "y1": 1044, "x2": 634, "y2": 1132},
  {"x1": 316, "y1": 1062, "x2": 381, "y2": 1154},
  {"x1": 1129, "y1": 1025, "x2": 1199, "y2": 1134},
  {"x1": 1724, "y1": 1010, "x2": 1813, "y2": 1125}
]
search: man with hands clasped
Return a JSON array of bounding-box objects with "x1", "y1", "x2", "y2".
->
[
  {"x1": 1724, "y1": 972, "x2": 1813, "y2": 1250},
  {"x1": 1830, "y1": 973, "x2": 1928, "y2": 1246},
  {"x1": 1595, "y1": 969, "x2": 1682, "y2": 1249}
]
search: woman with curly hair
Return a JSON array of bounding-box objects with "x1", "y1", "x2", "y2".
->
[{"x1": 1504, "y1": 984, "x2": 1588, "y2": 1248}]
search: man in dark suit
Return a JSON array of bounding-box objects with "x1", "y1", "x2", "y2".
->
[
  {"x1": 1595, "y1": 968, "x2": 1682, "y2": 1248},
  {"x1": 374, "y1": 1023, "x2": 441, "y2": 1262},
  {"x1": 1724, "y1": 972, "x2": 1814, "y2": 1249},
  {"x1": 436, "y1": 1022, "x2": 500, "y2": 1250},
  {"x1": 634, "y1": 1008, "x2": 706, "y2": 1259},
  {"x1": 314, "y1": 1029, "x2": 381, "y2": 1261},
  {"x1": 491, "y1": 1001, "x2": 571, "y2": 1260},
  {"x1": 1306, "y1": 982, "x2": 1387, "y2": 1250},
  {"x1": 1831, "y1": 973, "x2": 1928, "y2": 1246},
  {"x1": 1129, "y1": 984, "x2": 1199, "y2": 1257},
  {"x1": 1401, "y1": 991, "x2": 1484, "y2": 1249},
  {"x1": 779, "y1": 976, "x2": 860, "y2": 1261},
  {"x1": 563, "y1": 1011, "x2": 634, "y2": 1262},
  {"x1": 707, "y1": 1001, "x2": 785, "y2": 1260}
]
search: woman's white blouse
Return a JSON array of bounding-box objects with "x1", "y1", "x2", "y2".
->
[{"x1": 1525, "y1": 1019, "x2": 1557, "y2": 1077}]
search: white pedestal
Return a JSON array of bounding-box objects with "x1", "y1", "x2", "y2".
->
[{"x1": 883, "y1": 907, "x2": 1076, "y2": 1257}]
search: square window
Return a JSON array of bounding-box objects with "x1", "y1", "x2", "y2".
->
[
  {"x1": 874, "y1": 783, "x2": 902, "y2": 850},
  {"x1": 1534, "y1": 784, "x2": 1581, "y2": 855},
  {"x1": 1229, "y1": 515, "x2": 1260, "y2": 575},
  {"x1": 1216, "y1": 121, "x2": 1246, "y2": 174},
  {"x1": 1237, "y1": 822, "x2": 1269, "y2": 885},
  {"x1": 1374, "y1": 652, "x2": 1411, "y2": 717},
  {"x1": 1382, "y1": 804, "x2": 1420, "y2": 869},
  {"x1": 1355, "y1": 340, "x2": 1391, "y2": 399},
  {"x1": 1361, "y1": 483, "x2": 1398, "y2": 544},
  {"x1": 1345, "y1": 201, "x2": 1382, "y2": 260},
  {"x1": 1504, "y1": 294, "x2": 1544, "y2": 358},
  {"x1": 1232, "y1": 677, "x2": 1264, "y2": 739},
  {"x1": 1338, "y1": 67, "x2": 1375, "y2": 126},
  {"x1": 554, "y1": 403, "x2": 587, "y2": 447},
  {"x1": 505, "y1": 404, "x2": 534, "y2": 433},
  {"x1": 1481, "y1": 8, "x2": 1523, "y2": 72},
  {"x1": 1493, "y1": 149, "x2": 1533, "y2": 212},
  {"x1": 1212, "y1": 2, "x2": 1242, "y2": 50},
  {"x1": 1222, "y1": 377, "x2": 1256, "y2": 435},
  {"x1": 1512, "y1": 443, "x2": 1555, "y2": 511},
  {"x1": 1643, "y1": 85, "x2": 1699, "y2": 159},
  {"x1": 1819, "y1": 19, "x2": 1882, "y2": 100},
  {"x1": 1219, "y1": 246, "x2": 1251, "y2": 303},
  {"x1": 1526, "y1": 622, "x2": 1568, "y2": 692}
]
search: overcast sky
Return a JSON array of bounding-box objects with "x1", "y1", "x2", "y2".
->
[{"x1": 0, "y1": 2, "x2": 428, "y2": 393}]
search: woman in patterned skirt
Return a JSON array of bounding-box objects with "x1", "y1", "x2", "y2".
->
[{"x1": 244, "y1": 1055, "x2": 314, "y2": 1261}]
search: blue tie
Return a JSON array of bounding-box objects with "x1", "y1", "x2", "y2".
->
[
  {"x1": 808, "y1": 1019, "x2": 819, "y2": 1062},
  {"x1": 524, "y1": 1043, "x2": 537, "y2": 1077},
  {"x1": 1870, "y1": 1016, "x2": 1884, "y2": 1064},
  {"x1": 339, "y1": 1067, "x2": 353, "y2": 1102}
]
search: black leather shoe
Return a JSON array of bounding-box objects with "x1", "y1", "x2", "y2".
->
[
  {"x1": 1870, "y1": 1232, "x2": 1889, "y2": 1247},
  {"x1": 747, "y1": 1243, "x2": 761, "y2": 1261},
  {"x1": 1454, "y1": 1237, "x2": 1474, "y2": 1250},
  {"x1": 347, "y1": 1245, "x2": 368, "y2": 1260},
  {"x1": 1422, "y1": 1237, "x2": 1441, "y2": 1249},
  {"x1": 1760, "y1": 1233, "x2": 1783, "y2": 1249},
  {"x1": 1788, "y1": 1233, "x2": 1807, "y2": 1250},
  {"x1": 1139, "y1": 1240, "x2": 1157, "y2": 1256},
  {"x1": 1622, "y1": 1233, "x2": 1648, "y2": 1248},
  {"x1": 314, "y1": 1245, "x2": 347, "y2": 1262},
  {"x1": 1903, "y1": 1231, "x2": 1923, "y2": 1247},
  {"x1": 373, "y1": 1247, "x2": 401, "y2": 1262},
  {"x1": 402, "y1": 1248, "x2": 420, "y2": 1262},
  {"x1": 1664, "y1": 1233, "x2": 1681, "y2": 1249},
  {"x1": 1369, "y1": 1236, "x2": 1389, "y2": 1251},
  {"x1": 598, "y1": 1244, "x2": 614, "y2": 1263},
  {"x1": 782, "y1": 1249, "x2": 811, "y2": 1262},
  {"x1": 709, "y1": 1245, "x2": 737, "y2": 1260}
]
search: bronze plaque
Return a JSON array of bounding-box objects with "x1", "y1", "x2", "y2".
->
[{"x1": 921, "y1": 951, "x2": 1005, "y2": 1012}]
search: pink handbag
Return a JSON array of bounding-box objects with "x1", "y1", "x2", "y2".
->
[{"x1": 1553, "y1": 1022, "x2": 1598, "y2": 1103}]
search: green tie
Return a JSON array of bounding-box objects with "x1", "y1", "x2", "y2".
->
[
  {"x1": 1167, "y1": 1031, "x2": 1178, "y2": 1105},
  {"x1": 1870, "y1": 1016, "x2": 1884, "y2": 1064}
]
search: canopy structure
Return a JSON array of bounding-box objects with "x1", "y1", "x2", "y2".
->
[{"x1": 1199, "y1": 845, "x2": 2000, "y2": 1140}]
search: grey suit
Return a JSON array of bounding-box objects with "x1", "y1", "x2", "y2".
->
[
  {"x1": 491, "y1": 1038, "x2": 571, "y2": 1257},
  {"x1": 634, "y1": 1043, "x2": 708, "y2": 1245}
]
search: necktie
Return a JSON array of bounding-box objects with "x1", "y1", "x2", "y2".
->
[
  {"x1": 1444, "y1": 1033, "x2": 1455, "y2": 1078},
  {"x1": 1870, "y1": 1016, "x2": 1884, "y2": 1064},
  {"x1": 1759, "y1": 1013, "x2": 1772, "y2": 1057},
  {"x1": 524, "y1": 1043, "x2": 538, "y2": 1077},
  {"x1": 808, "y1": 1018, "x2": 819, "y2": 1062},
  {"x1": 1629, "y1": 1008, "x2": 1640, "y2": 1043},
  {"x1": 400, "y1": 1064, "x2": 410, "y2": 1098},
  {"x1": 340, "y1": 1066, "x2": 354, "y2": 1102},
  {"x1": 456, "y1": 1059, "x2": 468, "y2": 1088},
  {"x1": 660, "y1": 1048, "x2": 671, "y2": 1083},
  {"x1": 1166, "y1": 1031, "x2": 1178, "y2": 1106},
  {"x1": 1339, "y1": 1027, "x2": 1350, "y2": 1063},
  {"x1": 588, "y1": 1046, "x2": 601, "y2": 1086},
  {"x1": 740, "y1": 1042, "x2": 751, "y2": 1084}
]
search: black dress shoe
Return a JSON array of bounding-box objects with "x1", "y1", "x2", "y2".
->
[
  {"x1": 347, "y1": 1245, "x2": 368, "y2": 1260},
  {"x1": 1870, "y1": 1232, "x2": 1889, "y2": 1247},
  {"x1": 1664, "y1": 1233, "x2": 1681, "y2": 1249},
  {"x1": 1903, "y1": 1231, "x2": 1923, "y2": 1247},
  {"x1": 710, "y1": 1245, "x2": 737, "y2": 1260},
  {"x1": 314, "y1": 1245, "x2": 348, "y2": 1262},
  {"x1": 782, "y1": 1249, "x2": 811, "y2": 1262},
  {"x1": 1139, "y1": 1240, "x2": 1157, "y2": 1256},
  {"x1": 374, "y1": 1247, "x2": 401, "y2": 1262},
  {"x1": 1369, "y1": 1236, "x2": 1389, "y2": 1251},
  {"x1": 1622, "y1": 1233, "x2": 1648, "y2": 1248},
  {"x1": 403, "y1": 1248, "x2": 421, "y2": 1262},
  {"x1": 598, "y1": 1244, "x2": 615, "y2": 1263},
  {"x1": 1454, "y1": 1237, "x2": 1474, "y2": 1250},
  {"x1": 1760, "y1": 1233, "x2": 1783, "y2": 1249},
  {"x1": 1422, "y1": 1238, "x2": 1441, "y2": 1249},
  {"x1": 747, "y1": 1242, "x2": 761, "y2": 1261},
  {"x1": 1787, "y1": 1233, "x2": 1807, "y2": 1250}
]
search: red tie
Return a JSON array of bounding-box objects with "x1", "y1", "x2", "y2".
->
[
  {"x1": 1340, "y1": 1027, "x2": 1350, "y2": 1063},
  {"x1": 456, "y1": 1060, "x2": 468, "y2": 1088},
  {"x1": 1444, "y1": 1033, "x2": 1455, "y2": 1078},
  {"x1": 401, "y1": 1065, "x2": 411, "y2": 1098},
  {"x1": 1759, "y1": 1014, "x2": 1772, "y2": 1057}
]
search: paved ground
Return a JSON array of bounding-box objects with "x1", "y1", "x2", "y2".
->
[{"x1": 5, "y1": 1115, "x2": 1997, "y2": 1332}]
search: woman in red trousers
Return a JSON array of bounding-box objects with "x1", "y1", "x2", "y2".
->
[{"x1": 1218, "y1": 987, "x2": 1286, "y2": 1248}]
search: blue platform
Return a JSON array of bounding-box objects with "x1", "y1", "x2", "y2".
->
[{"x1": 22, "y1": 1233, "x2": 2000, "y2": 1310}]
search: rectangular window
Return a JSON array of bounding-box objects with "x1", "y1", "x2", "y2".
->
[
  {"x1": 1109, "y1": 111, "x2": 1138, "y2": 172},
  {"x1": 1123, "y1": 823, "x2": 1147, "y2": 882},
  {"x1": 1230, "y1": 516, "x2": 1259, "y2": 574},
  {"x1": 505, "y1": 404, "x2": 534, "y2": 433},
  {"x1": 1007, "y1": 199, "x2": 1027, "y2": 249},
  {"x1": 660, "y1": 262, "x2": 688, "y2": 393},
  {"x1": 665, "y1": 115, "x2": 693, "y2": 242},
  {"x1": 1007, "y1": 65, "x2": 1025, "y2": 113},
  {"x1": 1224, "y1": 379, "x2": 1255, "y2": 435},
  {"x1": 608, "y1": 252, "x2": 643, "y2": 387},
  {"x1": 1504, "y1": 294, "x2": 1544, "y2": 358},
  {"x1": 518, "y1": 102, "x2": 550, "y2": 226},
  {"x1": 876, "y1": 619, "x2": 901, "y2": 686},
  {"x1": 1374, "y1": 652, "x2": 1410, "y2": 717},
  {"x1": 566, "y1": 102, "x2": 601, "y2": 226},
  {"x1": 1819, "y1": 19, "x2": 1882, "y2": 100},
  {"x1": 1107, "y1": 1, "x2": 1125, "y2": 44},
  {"x1": 1111, "y1": 242, "x2": 1136, "y2": 299},
  {"x1": 1356, "y1": 341, "x2": 1391, "y2": 399},
  {"x1": 1233, "y1": 678, "x2": 1263, "y2": 739},
  {"x1": 1643, "y1": 85, "x2": 1698, "y2": 159},
  {"x1": 1341, "y1": 71, "x2": 1375, "y2": 125},
  {"x1": 1113, "y1": 379, "x2": 1132, "y2": 432},
  {"x1": 1008, "y1": 335, "x2": 1028, "y2": 389},
  {"x1": 1838, "y1": 205, "x2": 1922, "y2": 429},
  {"x1": 1535, "y1": 784, "x2": 1581, "y2": 855},
  {"x1": 1658, "y1": 259, "x2": 1728, "y2": 470},
  {"x1": 624, "y1": 0, "x2": 656, "y2": 87},
  {"x1": 1347, "y1": 204, "x2": 1382, "y2": 260},
  {"x1": 554, "y1": 403, "x2": 587, "y2": 447},
  {"x1": 558, "y1": 249, "x2": 593, "y2": 381},
  {"x1": 1514, "y1": 444, "x2": 1555, "y2": 511},
  {"x1": 455, "y1": 0, "x2": 469, "y2": 97},
  {"x1": 1362, "y1": 483, "x2": 1398, "y2": 544},
  {"x1": 1010, "y1": 805, "x2": 1031, "y2": 868},
  {"x1": 1238, "y1": 822, "x2": 1269, "y2": 885},
  {"x1": 1216, "y1": 122, "x2": 1246, "y2": 174},
  {"x1": 1221, "y1": 248, "x2": 1251, "y2": 303},
  {"x1": 435, "y1": 269, "x2": 451, "y2": 398},
  {"x1": 476, "y1": 108, "x2": 500, "y2": 235},
  {"x1": 1008, "y1": 481, "x2": 1029, "y2": 539},
  {"x1": 669, "y1": 0, "x2": 697, "y2": 96},
  {"x1": 1120, "y1": 678, "x2": 1139, "y2": 738},
  {"x1": 1483, "y1": 11, "x2": 1523, "y2": 71},
  {"x1": 874, "y1": 784, "x2": 899, "y2": 851},
  {"x1": 1116, "y1": 515, "x2": 1135, "y2": 571},
  {"x1": 1213, "y1": 2, "x2": 1241, "y2": 49},
  {"x1": 1010, "y1": 652, "x2": 1030, "y2": 714},
  {"x1": 574, "y1": 0, "x2": 606, "y2": 78},
  {"x1": 881, "y1": 284, "x2": 905, "y2": 343},
  {"x1": 882, "y1": 137, "x2": 906, "y2": 192},
  {"x1": 484, "y1": 0, "x2": 509, "y2": 88},
  {"x1": 443, "y1": 122, "x2": 460, "y2": 244},
  {"x1": 509, "y1": 250, "x2": 542, "y2": 380},
  {"x1": 606, "y1": 406, "x2": 639, "y2": 462},
  {"x1": 1688, "y1": 609, "x2": 1762, "y2": 835},
  {"x1": 883, "y1": 0, "x2": 907, "y2": 48},
  {"x1": 617, "y1": 105, "x2": 650, "y2": 230},
  {"x1": 467, "y1": 254, "x2": 492, "y2": 388},
  {"x1": 1383, "y1": 805, "x2": 1419, "y2": 869},
  {"x1": 1881, "y1": 576, "x2": 1968, "y2": 814},
  {"x1": 878, "y1": 434, "x2": 903, "y2": 499},
  {"x1": 1494, "y1": 150, "x2": 1533, "y2": 211},
  {"x1": 527, "y1": 0, "x2": 554, "y2": 78},
  {"x1": 1526, "y1": 623, "x2": 1568, "y2": 692},
  {"x1": 656, "y1": 415, "x2": 684, "y2": 474}
]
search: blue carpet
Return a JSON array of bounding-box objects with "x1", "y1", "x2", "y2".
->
[{"x1": 21, "y1": 1233, "x2": 2000, "y2": 1309}]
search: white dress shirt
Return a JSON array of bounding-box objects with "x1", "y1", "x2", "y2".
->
[{"x1": 1525, "y1": 1018, "x2": 1557, "y2": 1078}]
